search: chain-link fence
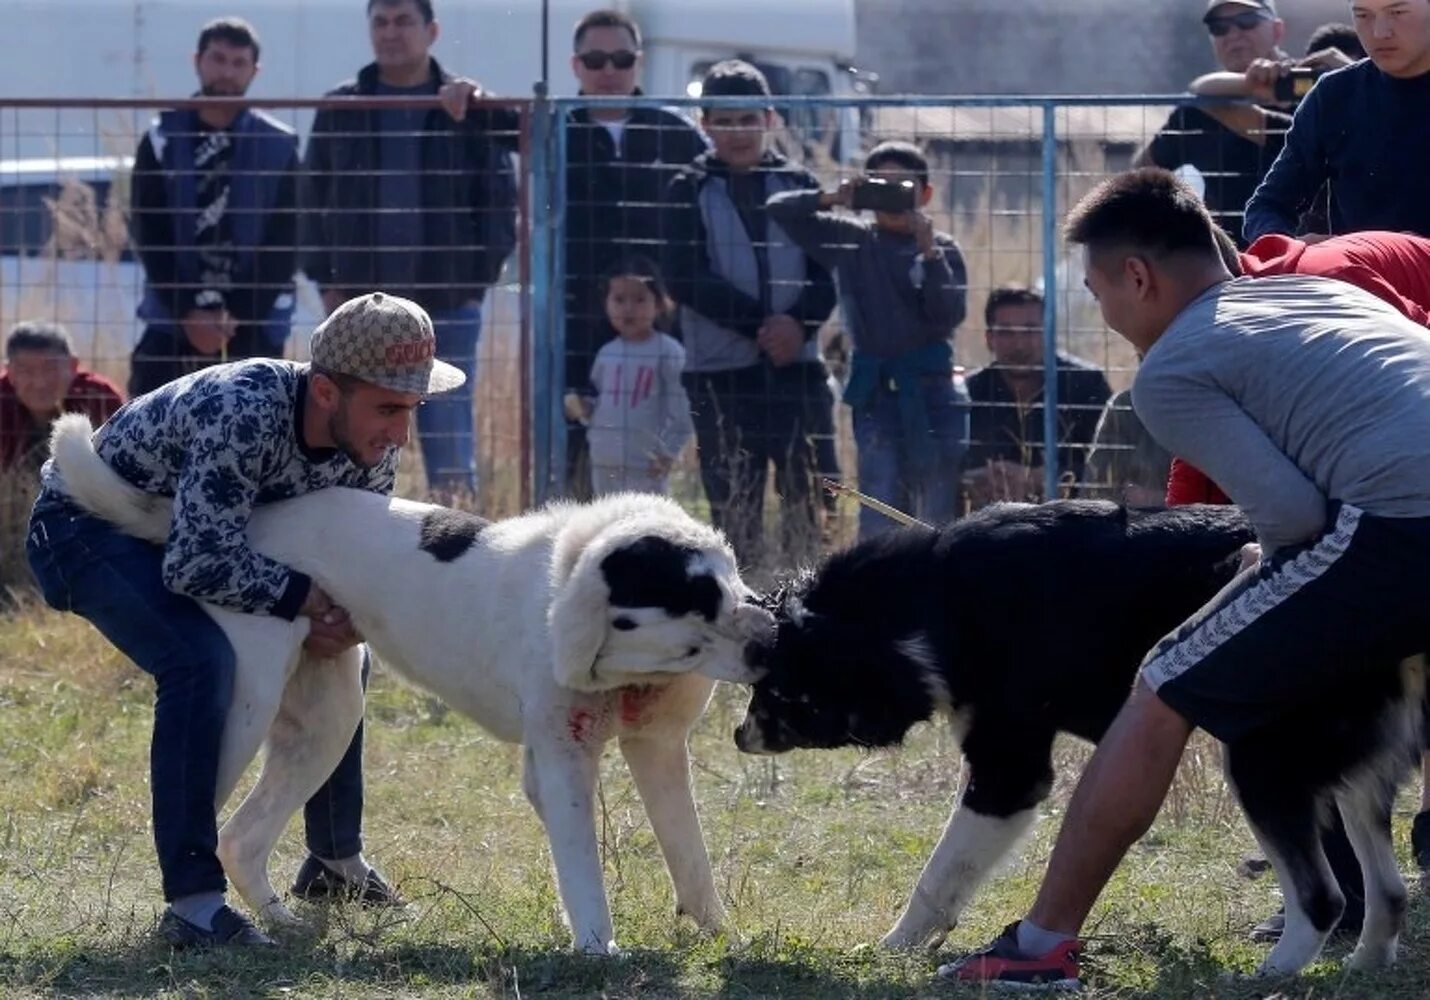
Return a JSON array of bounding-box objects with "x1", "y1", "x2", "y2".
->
[{"x1": 2, "y1": 93, "x2": 1280, "y2": 589}]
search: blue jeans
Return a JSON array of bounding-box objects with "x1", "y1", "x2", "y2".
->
[
  {"x1": 851, "y1": 375, "x2": 969, "y2": 540},
  {"x1": 26, "y1": 495, "x2": 368, "y2": 901},
  {"x1": 416, "y1": 303, "x2": 482, "y2": 493}
]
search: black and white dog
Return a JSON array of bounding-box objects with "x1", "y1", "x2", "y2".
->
[{"x1": 712, "y1": 500, "x2": 1423, "y2": 977}]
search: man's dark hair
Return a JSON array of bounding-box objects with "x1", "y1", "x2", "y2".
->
[
  {"x1": 197, "y1": 17, "x2": 261, "y2": 61},
  {"x1": 573, "y1": 8, "x2": 641, "y2": 50},
  {"x1": 865, "y1": 140, "x2": 930, "y2": 189},
  {"x1": 311, "y1": 366, "x2": 367, "y2": 394},
  {"x1": 1306, "y1": 22, "x2": 1365, "y2": 59},
  {"x1": 1212, "y1": 225, "x2": 1244, "y2": 275},
  {"x1": 984, "y1": 284, "x2": 1044, "y2": 329},
  {"x1": 5, "y1": 320, "x2": 74, "y2": 359},
  {"x1": 1064, "y1": 168, "x2": 1222, "y2": 264},
  {"x1": 367, "y1": 0, "x2": 435, "y2": 24},
  {"x1": 701, "y1": 60, "x2": 771, "y2": 100}
]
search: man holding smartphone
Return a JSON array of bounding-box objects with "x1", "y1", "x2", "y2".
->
[
  {"x1": 767, "y1": 141, "x2": 970, "y2": 539},
  {"x1": 1244, "y1": 0, "x2": 1430, "y2": 242}
]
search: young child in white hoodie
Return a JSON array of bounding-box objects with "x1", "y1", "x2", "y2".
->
[{"x1": 572, "y1": 257, "x2": 694, "y2": 495}]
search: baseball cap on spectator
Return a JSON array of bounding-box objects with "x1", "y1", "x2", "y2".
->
[
  {"x1": 310, "y1": 292, "x2": 465, "y2": 395},
  {"x1": 1203, "y1": 0, "x2": 1276, "y2": 22}
]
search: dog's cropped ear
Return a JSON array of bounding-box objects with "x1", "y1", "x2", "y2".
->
[{"x1": 549, "y1": 540, "x2": 613, "y2": 692}]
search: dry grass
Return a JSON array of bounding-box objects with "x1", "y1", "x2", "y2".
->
[{"x1": 3, "y1": 602, "x2": 1430, "y2": 998}]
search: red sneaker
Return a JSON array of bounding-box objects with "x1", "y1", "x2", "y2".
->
[{"x1": 937, "y1": 921, "x2": 1083, "y2": 991}]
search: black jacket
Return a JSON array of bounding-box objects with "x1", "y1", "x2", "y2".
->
[
  {"x1": 563, "y1": 99, "x2": 708, "y2": 381},
  {"x1": 662, "y1": 150, "x2": 838, "y2": 345},
  {"x1": 302, "y1": 58, "x2": 517, "y2": 311}
]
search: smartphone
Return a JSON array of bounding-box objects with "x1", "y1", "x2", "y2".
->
[
  {"x1": 1273, "y1": 66, "x2": 1320, "y2": 103},
  {"x1": 851, "y1": 177, "x2": 918, "y2": 213}
]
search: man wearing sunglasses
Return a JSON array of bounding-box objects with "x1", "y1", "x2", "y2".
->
[
  {"x1": 1135, "y1": 1, "x2": 1290, "y2": 248},
  {"x1": 561, "y1": 8, "x2": 709, "y2": 499},
  {"x1": 1245, "y1": 0, "x2": 1430, "y2": 243}
]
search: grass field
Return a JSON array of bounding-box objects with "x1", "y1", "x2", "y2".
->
[{"x1": 3, "y1": 600, "x2": 1429, "y2": 999}]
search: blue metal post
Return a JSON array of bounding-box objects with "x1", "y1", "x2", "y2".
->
[
  {"x1": 529, "y1": 93, "x2": 567, "y2": 504},
  {"x1": 1040, "y1": 102, "x2": 1060, "y2": 501},
  {"x1": 549, "y1": 104, "x2": 568, "y2": 501},
  {"x1": 528, "y1": 91, "x2": 553, "y2": 503}
]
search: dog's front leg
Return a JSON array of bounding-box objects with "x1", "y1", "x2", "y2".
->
[
  {"x1": 619, "y1": 733, "x2": 725, "y2": 933},
  {"x1": 882, "y1": 801, "x2": 1038, "y2": 950},
  {"x1": 522, "y1": 738, "x2": 616, "y2": 955}
]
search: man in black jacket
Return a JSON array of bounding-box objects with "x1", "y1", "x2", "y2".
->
[
  {"x1": 129, "y1": 17, "x2": 299, "y2": 397},
  {"x1": 303, "y1": 0, "x2": 516, "y2": 494},
  {"x1": 662, "y1": 61, "x2": 837, "y2": 563},
  {"x1": 560, "y1": 8, "x2": 709, "y2": 497}
]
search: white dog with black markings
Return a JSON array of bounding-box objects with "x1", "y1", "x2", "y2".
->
[{"x1": 50, "y1": 413, "x2": 772, "y2": 955}]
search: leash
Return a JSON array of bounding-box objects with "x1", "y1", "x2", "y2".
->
[{"x1": 820, "y1": 477, "x2": 933, "y2": 531}]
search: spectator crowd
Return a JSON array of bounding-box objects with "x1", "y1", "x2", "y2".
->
[{"x1": 6, "y1": 0, "x2": 1430, "y2": 555}]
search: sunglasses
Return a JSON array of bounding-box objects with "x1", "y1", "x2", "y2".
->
[
  {"x1": 577, "y1": 49, "x2": 638, "y2": 71},
  {"x1": 1206, "y1": 10, "x2": 1271, "y2": 37}
]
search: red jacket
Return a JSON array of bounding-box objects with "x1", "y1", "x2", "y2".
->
[
  {"x1": 1165, "y1": 232, "x2": 1430, "y2": 507},
  {"x1": 0, "y1": 369, "x2": 124, "y2": 470}
]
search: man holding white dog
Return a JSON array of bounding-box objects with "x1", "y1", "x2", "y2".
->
[{"x1": 24, "y1": 292, "x2": 461, "y2": 948}]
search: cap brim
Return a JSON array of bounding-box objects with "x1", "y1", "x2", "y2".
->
[
  {"x1": 364, "y1": 359, "x2": 467, "y2": 396},
  {"x1": 423, "y1": 359, "x2": 468, "y2": 395}
]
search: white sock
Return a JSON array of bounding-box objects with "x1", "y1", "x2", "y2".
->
[
  {"x1": 319, "y1": 852, "x2": 371, "y2": 883},
  {"x1": 1015, "y1": 918, "x2": 1075, "y2": 956},
  {"x1": 171, "y1": 891, "x2": 226, "y2": 930}
]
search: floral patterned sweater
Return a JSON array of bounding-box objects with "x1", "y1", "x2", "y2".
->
[{"x1": 41, "y1": 359, "x2": 396, "y2": 619}]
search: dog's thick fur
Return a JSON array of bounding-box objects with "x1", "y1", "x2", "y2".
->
[
  {"x1": 718, "y1": 500, "x2": 1423, "y2": 977},
  {"x1": 50, "y1": 413, "x2": 772, "y2": 954}
]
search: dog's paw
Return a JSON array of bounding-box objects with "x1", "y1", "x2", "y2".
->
[
  {"x1": 1346, "y1": 941, "x2": 1397, "y2": 971},
  {"x1": 258, "y1": 898, "x2": 306, "y2": 929},
  {"x1": 879, "y1": 923, "x2": 949, "y2": 951},
  {"x1": 574, "y1": 935, "x2": 621, "y2": 957},
  {"x1": 675, "y1": 899, "x2": 726, "y2": 935}
]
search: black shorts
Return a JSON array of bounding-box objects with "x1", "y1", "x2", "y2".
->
[{"x1": 1141, "y1": 504, "x2": 1430, "y2": 744}]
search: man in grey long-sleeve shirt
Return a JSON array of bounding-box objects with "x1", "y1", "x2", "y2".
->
[{"x1": 944, "y1": 166, "x2": 1430, "y2": 988}]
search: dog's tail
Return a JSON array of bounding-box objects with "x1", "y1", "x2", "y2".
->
[{"x1": 50, "y1": 413, "x2": 173, "y2": 544}]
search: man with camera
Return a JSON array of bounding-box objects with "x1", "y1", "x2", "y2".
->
[
  {"x1": 767, "y1": 140, "x2": 969, "y2": 539},
  {"x1": 1244, "y1": 0, "x2": 1430, "y2": 242},
  {"x1": 1135, "y1": 1, "x2": 1292, "y2": 247}
]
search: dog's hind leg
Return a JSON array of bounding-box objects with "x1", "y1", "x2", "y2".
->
[
  {"x1": 1335, "y1": 774, "x2": 1406, "y2": 970},
  {"x1": 522, "y1": 738, "x2": 615, "y2": 954},
  {"x1": 210, "y1": 611, "x2": 306, "y2": 808},
  {"x1": 881, "y1": 736, "x2": 1051, "y2": 951},
  {"x1": 1228, "y1": 747, "x2": 1341, "y2": 976},
  {"x1": 619, "y1": 732, "x2": 725, "y2": 933},
  {"x1": 218, "y1": 646, "x2": 365, "y2": 928}
]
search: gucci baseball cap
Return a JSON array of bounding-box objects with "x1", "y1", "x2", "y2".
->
[{"x1": 309, "y1": 292, "x2": 465, "y2": 395}]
